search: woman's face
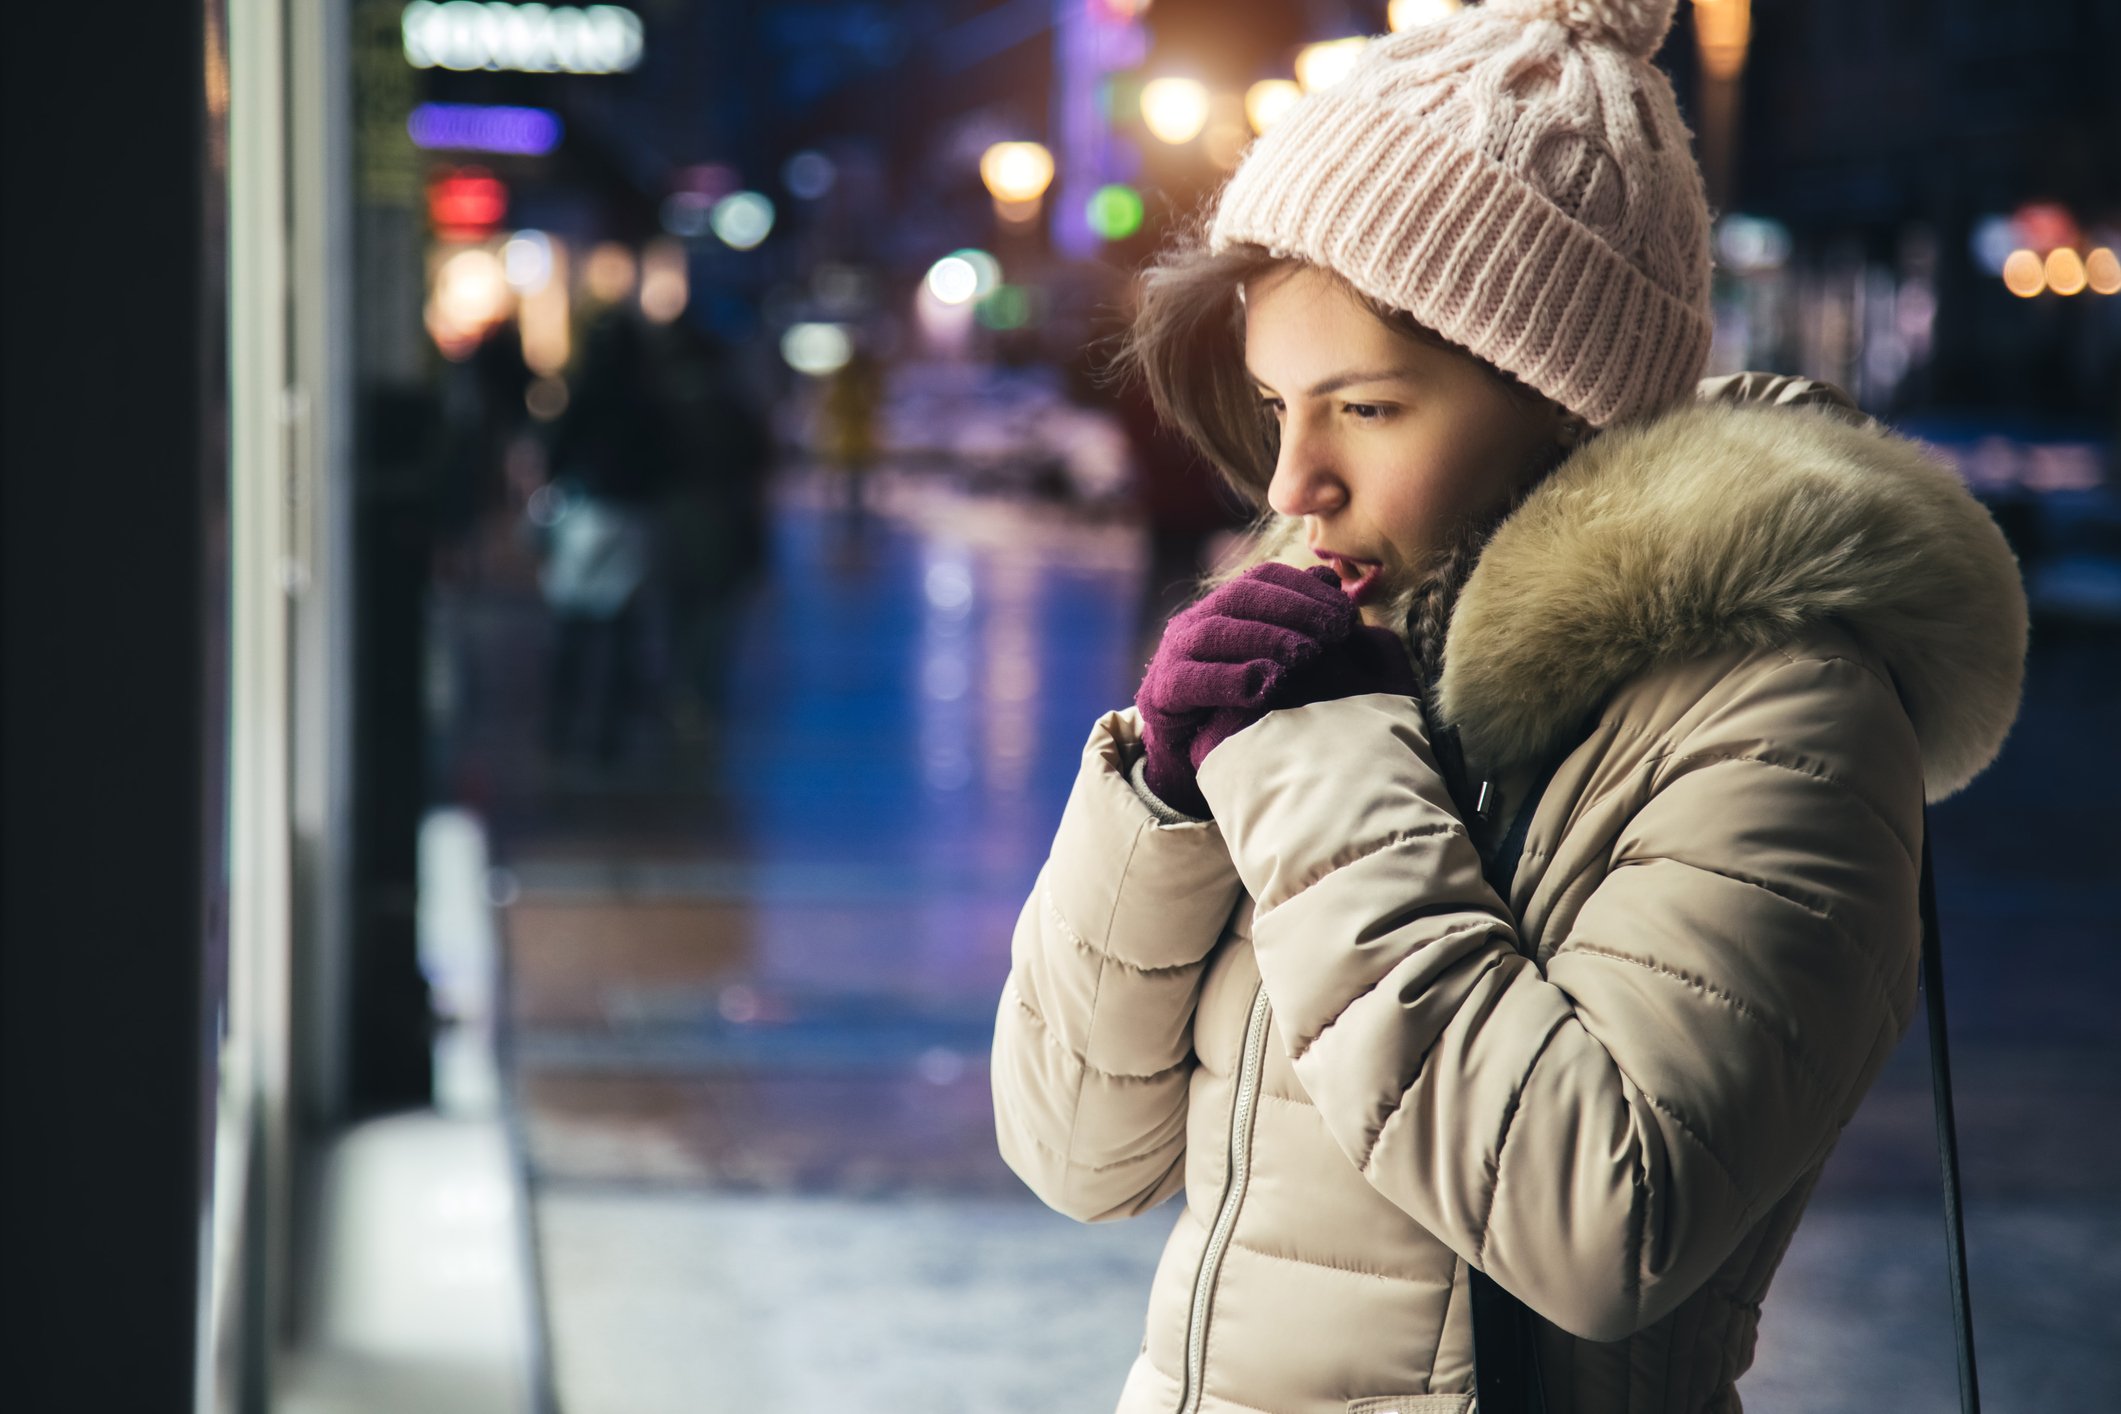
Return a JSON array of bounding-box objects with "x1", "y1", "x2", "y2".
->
[{"x1": 1243, "y1": 263, "x2": 1565, "y2": 625}]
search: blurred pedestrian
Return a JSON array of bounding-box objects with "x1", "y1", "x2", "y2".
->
[
  {"x1": 536, "y1": 310, "x2": 674, "y2": 771},
  {"x1": 992, "y1": 3, "x2": 2028, "y2": 1412},
  {"x1": 817, "y1": 341, "x2": 883, "y2": 510},
  {"x1": 646, "y1": 320, "x2": 773, "y2": 761}
]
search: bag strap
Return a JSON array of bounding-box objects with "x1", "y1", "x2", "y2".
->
[
  {"x1": 1459, "y1": 732, "x2": 1571, "y2": 1414},
  {"x1": 1462, "y1": 763, "x2": 1981, "y2": 1414},
  {"x1": 1919, "y1": 810, "x2": 1984, "y2": 1414}
]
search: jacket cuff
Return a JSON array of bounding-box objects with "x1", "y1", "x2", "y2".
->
[{"x1": 1127, "y1": 750, "x2": 1208, "y2": 826}]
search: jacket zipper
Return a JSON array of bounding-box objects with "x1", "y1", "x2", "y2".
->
[{"x1": 1178, "y1": 980, "x2": 1273, "y2": 1414}]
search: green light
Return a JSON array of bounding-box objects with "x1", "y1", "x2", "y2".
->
[
  {"x1": 1086, "y1": 184, "x2": 1145, "y2": 241},
  {"x1": 977, "y1": 285, "x2": 1031, "y2": 330}
]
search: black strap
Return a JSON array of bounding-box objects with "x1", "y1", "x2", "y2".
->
[
  {"x1": 1920, "y1": 810, "x2": 1983, "y2": 1414},
  {"x1": 1463, "y1": 738, "x2": 1568, "y2": 1414},
  {"x1": 1463, "y1": 783, "x2": 1979, "y2": 1413}
]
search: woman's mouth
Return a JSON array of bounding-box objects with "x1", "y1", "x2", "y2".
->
[{"x1": 1315, "y1": 551, "x2": 1384, "y2": 605}]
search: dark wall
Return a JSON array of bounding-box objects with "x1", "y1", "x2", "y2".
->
[{"x1": 1, "y1": 0, "x2": 221, "y2": 1408}]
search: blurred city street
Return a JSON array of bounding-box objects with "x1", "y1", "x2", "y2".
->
[
  {"x1": 11, "y1": 3, "x2": 2120, "y2": 1410},
  {"x1": 428, "y1": 467, "x2": 2121, "y2": 1412}
]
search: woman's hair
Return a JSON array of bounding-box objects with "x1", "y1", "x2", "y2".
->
[
  {"x1": 1108, "y1": 222, "x2": 1576, "y2": 689},
  {"x1": 1110, "y1": 222, "x2": 1562, "y2": 508}
]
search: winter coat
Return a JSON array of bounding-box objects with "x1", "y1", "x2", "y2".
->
[{"x1": 989, "y1": 375, "x2": 2027, "y2": 1414}]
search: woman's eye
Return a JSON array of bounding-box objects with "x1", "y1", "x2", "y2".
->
[
  {"x1": 1342, "y1": 402, "x2": 1389, "y2": 422},
  {"x1": 1258, "y1": 399, "x2": 1285, "y2": 420}
]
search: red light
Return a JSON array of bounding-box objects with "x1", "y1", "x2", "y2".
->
[
  {"x1": 2013, "y1": 202, "x2": 2081, "y2": 256},
  {"x1": 428, "y1": 168, "x2": 509, "y2": 236}
]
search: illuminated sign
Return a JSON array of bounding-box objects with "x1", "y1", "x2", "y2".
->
[
  {"x1": 409, "y1": 103, "x2": 563, "y2": 155},
  {"x1": 428, "y1": 169, "x2": 509, "y2": 236},
  {"x1": 401, "y1": 2, "x2": 644, "y2": 75}
]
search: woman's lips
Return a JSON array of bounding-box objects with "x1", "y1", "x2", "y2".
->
[{"x1": 1315, "y1": 551, "x2": 1384, "y2": 605}]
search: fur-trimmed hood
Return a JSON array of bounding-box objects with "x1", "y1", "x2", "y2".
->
[{"x1": 1433, "y1": 396, "x2": 2028, "y2": 802}]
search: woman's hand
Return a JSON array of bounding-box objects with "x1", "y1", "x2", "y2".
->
[{"x1": 1135, "y1": 562, "x2": 1419, "y2": 817}]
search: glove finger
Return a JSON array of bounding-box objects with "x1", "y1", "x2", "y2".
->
[
  {"x1": 1149, "y1": 656, "x2": 1286, "y2": 713},
  {"x1": 1243, "y1": 560, "x2": 1350, "y2": 605},
  {"x1": 1166, "y1": 613, "x2": 1328, "y2": 667},
  {"x1": 1204, "y1": 572, "x2": 1358, "y2": 642}
]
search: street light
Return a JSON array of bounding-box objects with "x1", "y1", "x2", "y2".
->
[
  {"x1": 1140, "y1": 77, "x2": 1210, "y2": 145},
  {"x1": 979, "y1": 141, "x2": 1056, "y2": 225},
  {"x1": 1295, "y1": 37, "x2": 1368, "y2": 92},
  {"x1": 1245, "y1": 79, "x2": 1302, "y2": 134},
  {"x1": 1693, "y1": 0, "x2": 1751, "y2": 79},
  {"x1": 1388, "y1": 0, "x2": 1462, "y2": 30}
]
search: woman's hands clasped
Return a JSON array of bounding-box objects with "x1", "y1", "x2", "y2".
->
[{"x1": 1134, "y1": 562, "x2": 1420, "y2": 818}]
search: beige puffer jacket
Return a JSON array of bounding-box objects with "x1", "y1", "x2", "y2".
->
[{"x1": 989, "y1": 379, "x2": 2028, "y2": 1414}]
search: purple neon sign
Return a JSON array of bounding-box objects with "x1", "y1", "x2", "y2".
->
[{"x1": 408, "y1": 103, "x2": 563, "y2": 156}]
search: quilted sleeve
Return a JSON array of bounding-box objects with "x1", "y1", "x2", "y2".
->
[
  {"x1": 1195, "y1": 658, "x2": 1923, "y2": 1340},
  {"x1": 991, "y1": 709, "x2": 1246, "y2": 1222}
]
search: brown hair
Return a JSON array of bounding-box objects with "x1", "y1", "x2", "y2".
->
[
  {"x1": 1108, "y1": 223, "x2": 1577, "y2": 688},
  {"x1": 1110, "y1": 223, "x2": 1564, "y2": 509}
]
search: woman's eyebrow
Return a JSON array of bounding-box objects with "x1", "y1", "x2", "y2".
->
[{"x1": 1246, "y1": 366, "x2": 1418, "y2": 397}]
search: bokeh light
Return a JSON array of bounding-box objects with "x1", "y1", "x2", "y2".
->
[
  {"x1": 927, "y1": 257, "x2": 980, "y2": 306},
  {"x1": 780, "y1": 322, "x2": 853, "y2": 377},
  {"x1": 926, "y1": 249, "x2": 999, "y2": 306},
  {"x1": 2086, "y1": 247, "x2": 2121, "y2": 296},
  {"x1": 436, "y1": 248, "x2": 508, "y2": 327},
  {"x1": 709, "y1": 191, "x2": 775, "y2": 250},
  {"x1": 582, "y1": 242, "x2": 636, "y2": 303},
  {"x1": 427, "y1": 246, "x2": 512, "y2": 358},
  {"x1": 1245, "y1": 79, "x2": 1302, "y2": 135},
  {"x1": 2002, "y1": 249, "x2": 2046, "y2": 298},
  {"x1": 1295, "y1": 37, "x2": 1368, "y2": 92},
  {"x1": 501, "y1": 230, "x2": 553, "y2": 291},
  {"x1": 1140, "y1": 76, "x2": 1210, "y2": 144},
  {"x1": 782, "y1": 149, "x2": 837, "y2": 200},
  {"x1": 977, "y1": 286, "x2": 1031, "y2": 331},
  {"x1": 1389, "y1": 0, "x2": 1463, "y2": 30},
  {"x1": 639, "y1": 238, "x2": 688, "y2": 323},
  {"x1": 2045, "y1": 247, "x2": 2089, "y2": 296},
  {"x1": 1085, "y1": 184, "x2": 1145, "y2": 241},
  {"x1": 1969, "y1": 214, "x2": 2018, "y2": 276},
  {"x1": 660, "y1": 190, "x2": 712, "y2": 238},
  {"x1": 978, "y1": 142, "x2": 1055, "y2": 203}
]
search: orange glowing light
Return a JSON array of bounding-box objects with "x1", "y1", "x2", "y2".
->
[
  {"x1": 2044, "y1": 248, "x2": 2088, "y2": 297},
  {"x1": 2085, "y1": 248, "x2": 2121, "y2": 296},
  {"x1": 1693, "y1": 0, "x2": 1751, "y2": 80},
  {"x1": 1245, "y1": 79, "x2": 1302, "y2": 134},
  {"x1": 2001, "y1": 249, "x2": 2046, "y2": 298}
]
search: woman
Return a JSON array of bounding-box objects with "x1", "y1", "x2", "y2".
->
[{"x1": 988, "y1": 2, "x2": 2027, "y2": 1412}]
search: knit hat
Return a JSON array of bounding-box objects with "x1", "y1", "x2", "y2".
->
[{"x1": 1209, "y1": 0, "x2": 1713, "y2": 428}]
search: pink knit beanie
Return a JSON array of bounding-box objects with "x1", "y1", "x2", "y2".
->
[{"x1": 1209, "y1": 0, "x2": 1713, "y2": 428}]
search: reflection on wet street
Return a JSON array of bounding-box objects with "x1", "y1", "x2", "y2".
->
[
  {"x1": 445, "y1": 469, "x2": 1150, "y2": 1198},
  {"x1": 434, "y1": 470, "x2": 2121, "y2": 1413}
]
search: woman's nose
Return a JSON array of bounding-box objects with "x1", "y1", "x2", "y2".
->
[{"x1": 1265, "y1": 429, "x2": 1345, "y2": 520}]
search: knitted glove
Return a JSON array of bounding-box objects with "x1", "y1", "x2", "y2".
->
[{"x1": 1136, "y1": 563, "x2": 1418, "y2": 817}]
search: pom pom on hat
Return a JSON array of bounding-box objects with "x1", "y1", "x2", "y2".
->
[{"x1": 1484, "y1": 0, "x2": 1680, "y2": 58}]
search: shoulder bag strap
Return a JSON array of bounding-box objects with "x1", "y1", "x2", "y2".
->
[
  {"x1": 1920, "y1": 809, "x2": 1983, "y2": 1414},
  {"x1": 1461, "y1": 734, "x2": 1570, "y2": 1414},
  {"x1": 1464, "y1": 784, "x2": 1981, "y2": 1414}
]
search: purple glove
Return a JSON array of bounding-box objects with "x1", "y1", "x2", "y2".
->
[{"x1": 1135, "y1": 562, "x2": 1419, "y2": 818}]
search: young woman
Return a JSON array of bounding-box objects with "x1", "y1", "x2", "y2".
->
[{"x1": 989, "y1": 2, "x2": 2028, "y2": 1412}]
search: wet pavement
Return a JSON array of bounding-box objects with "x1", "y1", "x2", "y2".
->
[{"x1": 433, "y1": 466, "x2": 2121, "y2": 1412}]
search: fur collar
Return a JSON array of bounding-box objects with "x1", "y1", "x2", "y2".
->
[{"x1": 1433, "y1": 399, "x2": 2028, "y2": 803}]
